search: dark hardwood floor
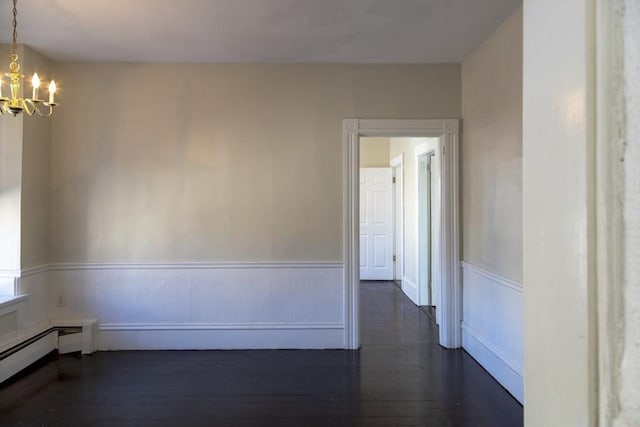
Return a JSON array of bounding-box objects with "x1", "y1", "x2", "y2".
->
[{"x1": 0, "y1": 281, "x2": 522, "y2": 426}]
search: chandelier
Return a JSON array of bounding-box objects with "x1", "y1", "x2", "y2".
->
[{"x1": 0, "y1": 0, "x2": 58, "y2": 116}]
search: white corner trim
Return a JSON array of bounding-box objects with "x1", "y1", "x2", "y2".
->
[
  {"x1": 461, "y1": 261, "x2": 523, "y2": 293},
  {"x1": 99, "y1": 322, "x2": 345, "y2": 331}
]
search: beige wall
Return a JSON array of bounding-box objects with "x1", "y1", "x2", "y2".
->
[
  {"x1": 360, "y1": 137, "x2": 390, "y2": 167},
  {"x1": 0, "y1": 44, "x2": 24, "y2": 274},
  {"x1": 461, "y1": 9, "x2": 522, "y2": 282},
  {"x1": 50, "y1": 63, "x2": 461, "y2": 263},
  {"x1": 21, "y1": 46, "x2": 52, "y2": 269}
]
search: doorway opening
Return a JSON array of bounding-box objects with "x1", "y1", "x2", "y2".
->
[
  {"x1": 343, "y1": 119, "x2": 461, "y2": 349},
  {"x1": 417, "y1": 143, "x2": 441, "y2": 326}
]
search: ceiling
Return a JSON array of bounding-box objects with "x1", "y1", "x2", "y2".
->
[{"x1": 0, "y1": 0, "x2": 520, "y2": 63}]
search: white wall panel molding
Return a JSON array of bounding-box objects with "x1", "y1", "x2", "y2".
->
[
  {"x1": 460, "y1": 261, "x2": 522, "y2": 293},
  {"x1": 49, "y1": 262, "x2": 346, "y2": 350},
  {"x1": 15, "y1": 268, "x2": 51, "y2": 332},
  {"x1": 461, "y1": 261, "x2": 523, "y2": 403}
]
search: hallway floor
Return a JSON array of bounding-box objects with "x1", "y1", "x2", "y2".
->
[{"x1": 0, "y1": 281, "x2": 522, "y2": 426}]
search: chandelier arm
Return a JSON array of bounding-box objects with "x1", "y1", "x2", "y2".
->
[
  {"x1": 34, "y1": 102, "x2": 53, "y2": 117},
  {"x1": 23, "y1": 98, "x2": 35, "y2": 116}
]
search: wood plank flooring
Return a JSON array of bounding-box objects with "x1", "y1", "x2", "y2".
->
[{"x1": 0, "y1": 280, "x2": 522, "y2": 426}]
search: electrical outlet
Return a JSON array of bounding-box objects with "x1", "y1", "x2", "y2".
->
[{"x1": 56, "y1": 294, "x2": 65, "y2": 307}]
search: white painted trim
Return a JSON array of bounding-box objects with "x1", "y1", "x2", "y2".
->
[
  {"x1": 0, "y1": 294, "x2": 28, "y2": 310},
  {"x1": 391, "y1": 153, "x2": 405, "y2": 282},
  {"x1": 19, "y1": 265, "x2": 50, "y2": 277},
  {"x1": 401, "y1": 276, "x2": 418, "y2": 305},
  {"x1": 99, "y1": 322, "x2": 344, "y2": 331},
  {"x1": 462, "y1": 322, "x2": 524, "y2": 403},
  {"x1": 343, "y1": 119, "x2": 360, "y2": 350},
  {"x1": 344, "y1": 118, "x2": 461, "y2": 349},
  {"x1": 2, "y1": 262, "x2": 342, "y2": 275},
  {"x1": 390, "y1": 154, "x2": 403, "y2": 168},
  {"x1": 50, "y1": 261, "x2": 343, "y2": 270},
  {"x1": 461, "y1": 262, "x2": 522, "y2": 293},
  {"x1": 415, "y1": 140, "x2": 440, "y2": 309},
  {"x1": 98, "y1": 328, "x2": 344, "y2": 351}
]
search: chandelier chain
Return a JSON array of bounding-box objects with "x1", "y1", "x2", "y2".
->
[{"x1": 11, "y1": 0, "x2": 17, "y2": 54}]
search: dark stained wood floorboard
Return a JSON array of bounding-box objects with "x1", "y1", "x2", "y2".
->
[{"x1": 0, "y1": 280, "x2": 523, "y2": 426}]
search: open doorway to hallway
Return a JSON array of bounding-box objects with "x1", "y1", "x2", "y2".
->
[
  {"x1": 359, "y1": 136, "x2": 441, "y2": 327},
  {"x1": 343, "y1": 119, "x2": 461, "y2": 350}
]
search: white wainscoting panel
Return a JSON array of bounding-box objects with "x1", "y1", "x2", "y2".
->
[
  {"x1": 49, "y1": 262, "x2": 345, "y2": 350},
  {"x1": 461, "y1": 261, "x2": 523, "y2": 403},
  {"x1": 16, "y1": 266, "x2": 51, "y2": 333}
]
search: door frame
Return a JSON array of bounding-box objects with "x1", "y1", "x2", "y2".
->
[
  {"x1": 343, "y1": 119, "x2": 461, "y2": 349},
  {"x1": 416, "y1": 143, "x2": 439, "y2": 309},
  {"x1": 390, "y1": 153, "x2": 404, "y2": 283}
]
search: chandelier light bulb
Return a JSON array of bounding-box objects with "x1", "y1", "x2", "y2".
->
[
  {"x1": 48, "y1": 80, "x2": 56, "y2": 104},
  {"x1": 31, "y1": 73, "x2": 40, "y2": 100}
]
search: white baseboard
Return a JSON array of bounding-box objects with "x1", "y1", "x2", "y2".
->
[
  {"x1": 462, "y1": 322, "x2": 523, "y2": 403},
  {"x1": 461, "y1": 261, "x2": 523, "y2": 403},
  {"x1": 98, "y1": 324, "x2": 344, "y2": 350},
  {"x1": 401, "y1": 276, "x2": 418, "y2": 305}
]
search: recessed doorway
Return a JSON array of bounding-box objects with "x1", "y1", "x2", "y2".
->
[{"x1": 343, "y1": 119, "x2": 461, "y2": 349}]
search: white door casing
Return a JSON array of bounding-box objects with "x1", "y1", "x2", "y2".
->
[
  {"x1": 416, "y1": 141, "x2": 442, "y2": 326},
  {"x1": 391, "y1": 154, "x2": 404, "y2": 282},
  {"x1": 360, "y1": 168, "x2": 393, "y2": 280},
  {"x1": 343, "y1": 119, "x2": 460, "y2": 350}
]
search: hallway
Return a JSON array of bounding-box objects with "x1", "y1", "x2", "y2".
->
[{"x1": 0, "y1": 281, "x2": 522, "y2": 426}]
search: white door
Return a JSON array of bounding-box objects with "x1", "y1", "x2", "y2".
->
[{"x1": 360, "y1": 168, "x2": 393, "y2": 280}]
